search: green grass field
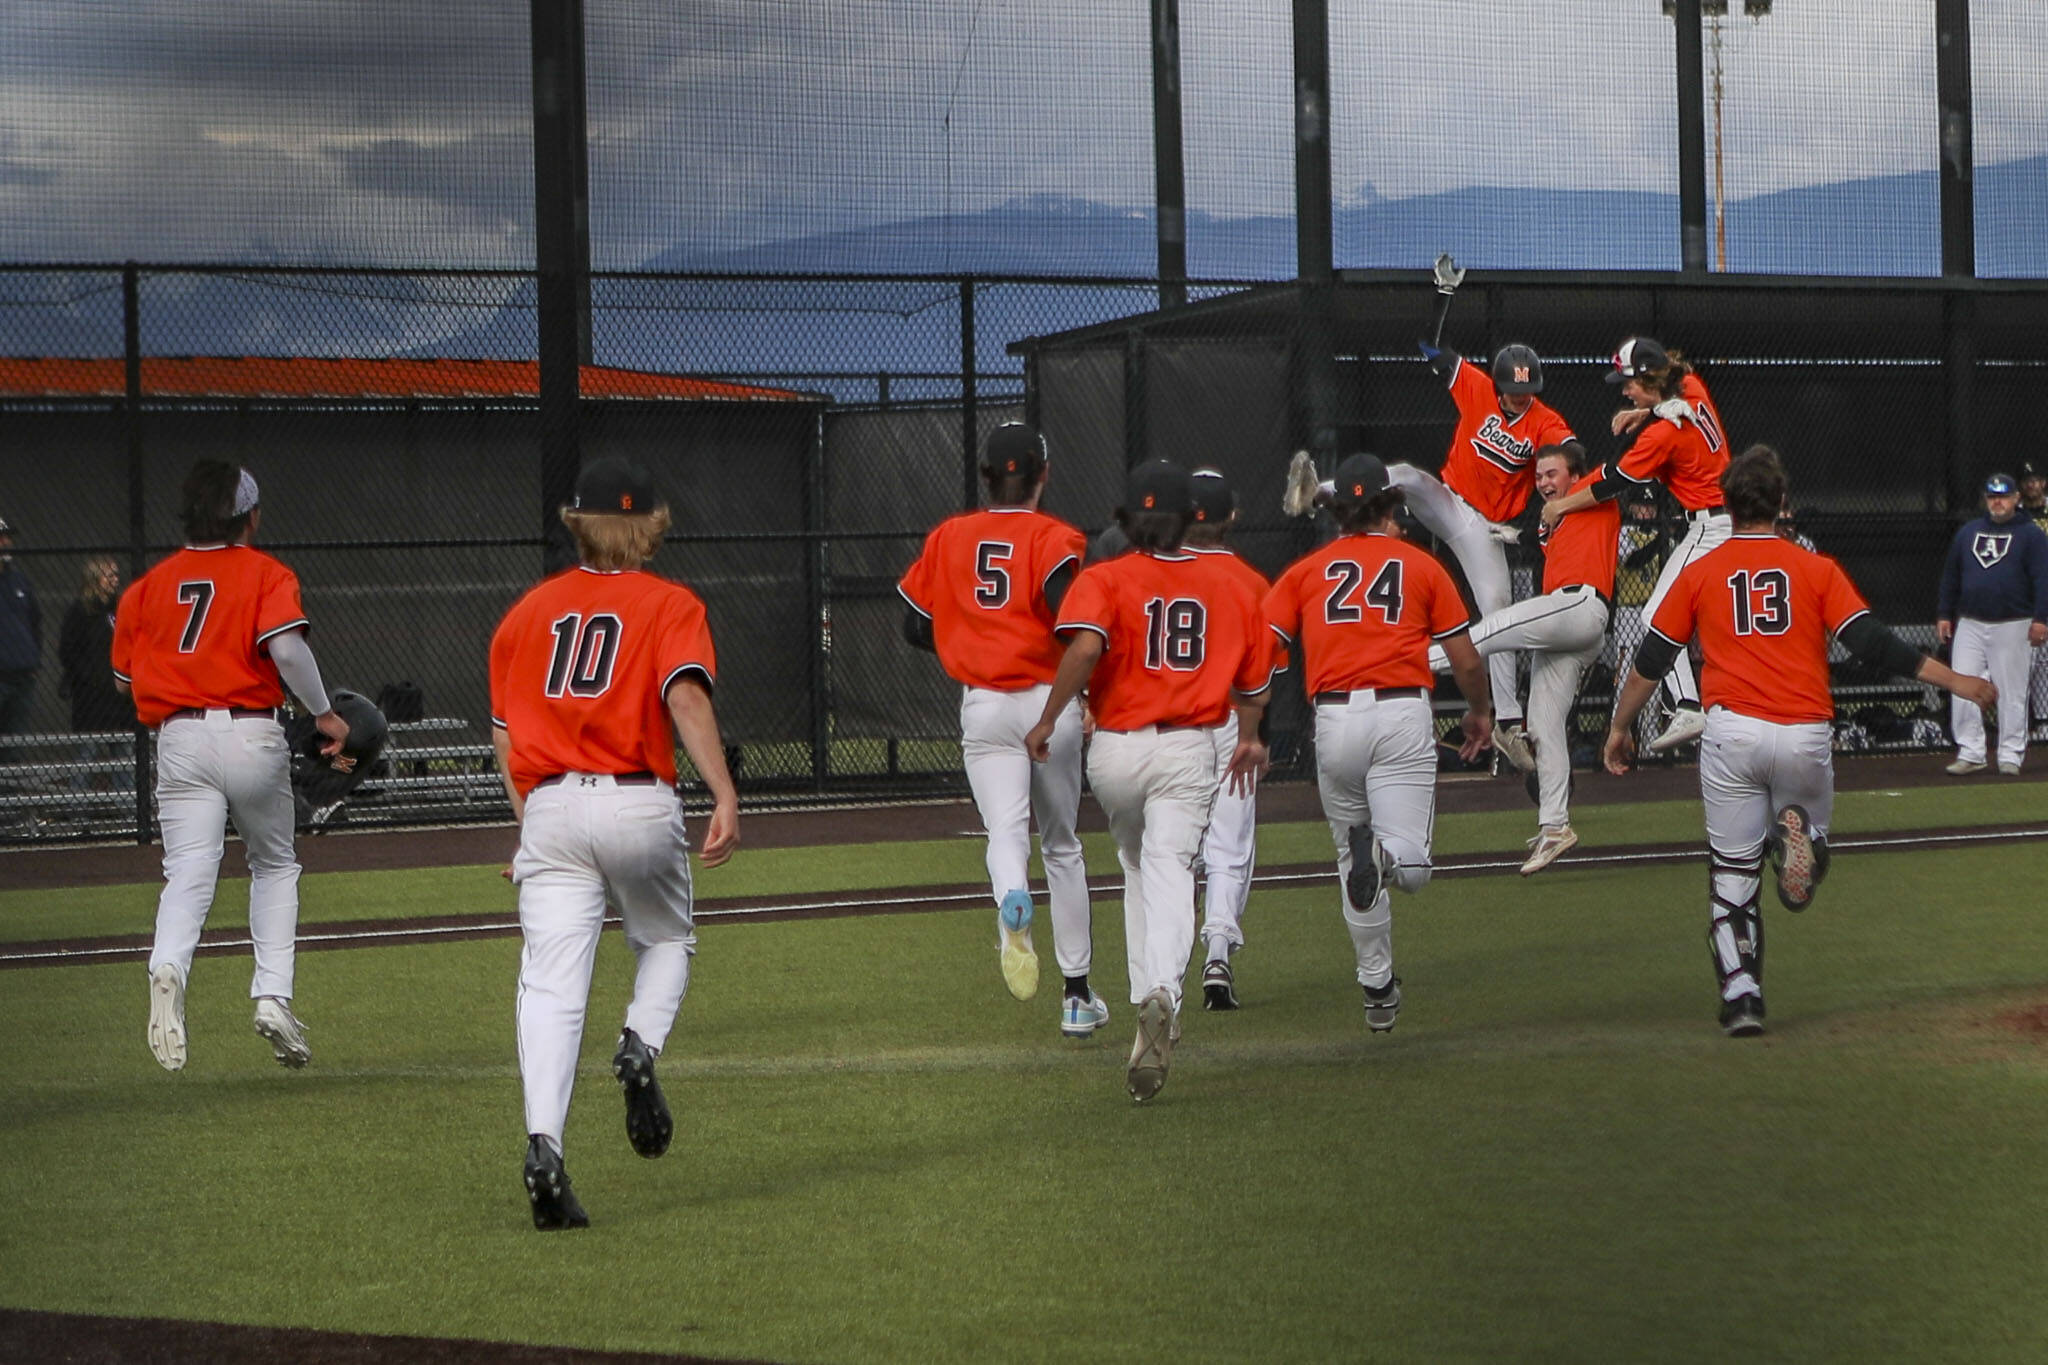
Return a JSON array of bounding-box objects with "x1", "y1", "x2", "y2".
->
[{"x1": 4, "y1": 787, "x2": 2048, "y2": 1363}]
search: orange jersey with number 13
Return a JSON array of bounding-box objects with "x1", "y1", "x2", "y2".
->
[{"x1": 489, "y1": 567, "x2": 717, "y2": 798}]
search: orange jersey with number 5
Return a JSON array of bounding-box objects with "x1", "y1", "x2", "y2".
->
[
  {"x1": 1647, "y1": 533, "x2": 1869, "y2": 725},
  {"x1": 490, "y1": 567, "x2": 717, "y2": 798},
  {"x1": 899, "y1": 506, "x2": 1085, "y2": 690},
  {"x1": 111, "y1": 545, "x2": 308, "y2": 726},
  {"x1": 1264, "y1": 533, "x2": 1471, "y2": 696},
  {"x1": 1056, "y1": 551, "x2": 1276, "y2": 730}
]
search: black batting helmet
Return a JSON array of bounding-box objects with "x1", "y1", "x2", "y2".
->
[
  {"x1": 286, "y1": 690, "x2": 390, "y2": 831},
  {"x1": 1491, "y1": 344, "x2": 1544, "y2": 395}
]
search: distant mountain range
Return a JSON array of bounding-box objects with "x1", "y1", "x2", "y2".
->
[{"x1": 4, "y1": 157, "x2": 2041, "y2": 380}]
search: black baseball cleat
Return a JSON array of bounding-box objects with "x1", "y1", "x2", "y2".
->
[
  {"x1": 1201, "y1": 957, "x2": 1239, "y2": 1011},
  {"x1": 1345, "y1": 825, "x2": 1390, "y2": 909},
  {"x1": 1718, "y1": 995, "x2": 1766, "y2": 1038},
  {"x1": 523, "y1": 1136, "x2": 589, "y2": 1231},
  {"x1": 613, "y1": 1028, "x2": 673, "y2": 1159}
]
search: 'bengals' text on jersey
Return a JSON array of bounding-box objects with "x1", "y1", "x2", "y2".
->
[
  {"x1": 1264, "y1": 533, "x2": 1471, "y2": 696},
  {"x1": 899, "y1": 506, "x2": 1085, "y2": 691},
  {"x1": 490, "y1": 566, "x2": 717, "y2": 797},
  {"x1": 111, "y1": 544, "x2": 309, "y2": 726},
  {"x1": 1647, "y1": 533, "x2": 1869, "y2": 726},
  {"x1": 1057, "y1": 551, "x2": 1275, "y2": 730},
  {"x1": 1441, "y1": 355, "x2": 1578, "y2": 524}
]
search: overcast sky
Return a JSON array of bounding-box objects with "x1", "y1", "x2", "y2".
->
[{"x1": 0, "y1": 0, "x2": 2042, "y2": 269}]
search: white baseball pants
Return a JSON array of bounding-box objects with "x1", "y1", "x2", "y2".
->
[
  {"x1": 1314, "y1": 692, "x2": 1437, "y2": 990},
  {"x1": 1640, "y1": 510, "x2": 1732, "y2": 708},
  {"x1": 512, "y1": 774, "x2": 698, "y2": 1149},
  {"x1": 1699, "y1": 708, "x2": 1834, "y2": 1003},
  {"x1": 1431, "y1": 584, "x2": 1608, "y2": 828},
  {"x1": 960, "y1": 684, "x2": 1091, "y2": 974},
  {"x1": 1087, "y1": 726, "x2": 1218, "y2": 1011},
  {"x1": 1198, "y1": 713, "x2": 1257, "y2": 956},
  {"x1": 1389, "y1": 464, "x2": 1522, "y2": 724},
  {"x1": 148, "y1": 710, "x2": 300, "y2": 1000},
  {"x1": 1950, "y1": 617, "x2": 2034, "y2": 769}
]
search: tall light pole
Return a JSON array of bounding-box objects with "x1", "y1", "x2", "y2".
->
[{"x1": 1664, "y1": 1, "x2": 1772, "y2": 271}]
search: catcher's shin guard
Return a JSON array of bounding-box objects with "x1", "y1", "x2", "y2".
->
[{"x1": 1707, "y1": 857, "x2": 1764, "y2": 1004}]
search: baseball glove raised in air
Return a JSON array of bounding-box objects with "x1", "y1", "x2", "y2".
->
[{"x1": 286, "y1": 690, "x2": 390, "y2": 831}]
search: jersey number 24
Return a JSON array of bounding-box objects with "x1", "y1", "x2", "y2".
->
[{"x1": 1324, "y1": 560, "x2": 1402, "y2": 624}]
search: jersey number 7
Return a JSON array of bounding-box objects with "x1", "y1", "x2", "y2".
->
[{"x1": 176, "y1": 581, "x2": 215, "y2": 653}]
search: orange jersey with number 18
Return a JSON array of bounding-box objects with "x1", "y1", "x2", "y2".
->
[
  {"x1": 1647, "y1": 533, "x2": 1869, "y2": 725},
  {"x1": 489, "y1": 566, "x2": 717, "y2": 798},
  {"x1": 1263, "y1": 533, "x2": 1471, "y2": 696},
  {"x1": 111, "y1": 544, "x2": 308, "y2": 726},
  {"x1": 1056, "y1": 551, "x2": 1276, "y2": 731},
  {"x1": 899, "y1": 507, "x2": 1085, "y2": 690}
]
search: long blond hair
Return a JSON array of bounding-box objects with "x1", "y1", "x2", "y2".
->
[
  {"x1": 560, "y1": 504, "x2": 672, "y2": 571},
  {"x1": 79, "y1": 554, "x2": 120, "y2": 605}
]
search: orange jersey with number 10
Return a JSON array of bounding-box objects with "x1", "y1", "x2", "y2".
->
[
  {"x1": 1056, "y1": 551, "x2": 1276, "y2": 731},
  {"x1": 111, "y1": 544, "x2": 308, "y2": 726},
  {"x1": 1263, "y1": 533, "x2": 1471, "y2": 696},
  {"x1": 489, "y1": 567, "x2": 717, "y2": 798},
  {"x1": 899, "y1": 507, "x2": 1085, "y2": 691},
  {"x1": 1647, "y1": 533, "x2": 1870, "y2": 725}
]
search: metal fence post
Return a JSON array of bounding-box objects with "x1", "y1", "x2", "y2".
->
[
  {"x1": 808, "y1": 410, "x2": 830, "y2": 790},
  {"x1": 123, "y1": 263, "x2": 150, "y2": 843},
  {"x1": 1672, "y1": 0, "x2": 1709, "y2": 273},
  {"x1": 961, "y1": 278, "x2": 978, "y2": 510}
]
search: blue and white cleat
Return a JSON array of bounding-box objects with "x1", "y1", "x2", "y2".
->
[
  {"x1": 998, "y1": 888, "x2": 1039, "y2": 1001},
  {"x1": 1061, "y1": 991, "x2": 1110, "y2": 1038}
]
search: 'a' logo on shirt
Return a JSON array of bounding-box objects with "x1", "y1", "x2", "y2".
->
[{"x1": 1973, "y1": 532, "x2": 2012, "y2": 568}]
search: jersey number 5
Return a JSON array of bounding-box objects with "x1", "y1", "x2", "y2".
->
[
  {"x1": 175, "y1": 581, "x2": 215, "y2": 653},
  {"x1": 974, "y1": 542, "x2": 1013, "y2": 608},
  {"x1": 1143, "y1": 597, "x2": 1206, "y2": 670},
  {"x1": 1324, "y1": 560, "x2": 1402, "y2": 624},
  {"x1": 1728, "y1": 568, "x2": 1790, "y2": 636},
  {"x1": 545, "y1": 612, "x2": 623, "y2": 698}
]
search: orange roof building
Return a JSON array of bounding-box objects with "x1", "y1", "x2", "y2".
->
[{"x1": 0, "y1": 356, "x2": 819, "y2": 403}]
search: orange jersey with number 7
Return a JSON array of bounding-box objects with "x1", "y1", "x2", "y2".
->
[
  {"x1": 111, "y1": 544, "x2": 308, "y2": 726},
  {"x1": 1646, "y1": 533, "x2": 1869, "y2": 725},
  {"x1": 489, "y1": 567, "x2": 717, "y2": 798},
  {"x1": 1056, "y1": 551, "x2": 1276, "y2": 730},
  {"x1": 898, "y1": 506, "x2": 1085, "y2": 690}
]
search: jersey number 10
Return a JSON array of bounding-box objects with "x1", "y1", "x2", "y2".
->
[{"x1": 545, "y1": 612, "x2": 623, "y2": 698}]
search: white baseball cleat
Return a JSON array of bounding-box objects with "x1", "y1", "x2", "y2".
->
[
  {"x1": 1126, "y1": 988, "x2": 1176, "y2": 1103},
  {"x1": 1945, "y1": 759, "x2": 1986, "y2": 776},
  {"x1": 1997, "y1": 761, "x2": 2022, "y2": 776},
  {"x1": 252, "y1": 997, "x2": 311, "y2": 1069},
  {"x1": 1519, "y1": 825, "x2": 1578, "y2": 876},
  {"x1": 1060, "y1": 991, "x2": 1110, "y2": 1039},
  {"x1": 147, "y1": 964, "x2": 187, "y2": 1072},
  {"x1": 1491, "y1": 722, "x2": 1537, "y2": 775},
  {"x1": 1362, "y1": 978, "x2": 1403, "y2": 1034},
  {"x1": 1646, "y1": 707, "x2": 1707, "y2": 754},
  {"x1": 997, "y1": 889, "x2": 1039, "y2": 1001}
]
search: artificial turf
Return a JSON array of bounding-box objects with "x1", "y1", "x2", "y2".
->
[{"x1": 3, "y1": 812, "x2": 2047, "y2": 1363}]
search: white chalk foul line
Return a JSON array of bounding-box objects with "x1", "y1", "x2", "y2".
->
[{"x1": 6, "y1": 826, "x2": 2044, "y2": 966}]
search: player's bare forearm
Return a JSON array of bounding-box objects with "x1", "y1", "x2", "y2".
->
[
  {"x1": 1225, "y1": 696, "x2": 1271, "y2": 795},
  {"x1": 1442, "y1": 634, "x2": 1493, "y2": 760},
  {"x1": 1603, "y1": 670, "x2": 1661, "y2": 773},
  {"x1": 314, "y1": 709, "x2": 350, "y2": 763},
  {"x1": 114, "y1": 677, "x2": 131, "y2": 697},
  {"x1": 1027, "y1": 633, "x2": 1102, "y2": 761},
  {"x1": 667, "y1": 677, "x2": 740, "y2": 867},
  {"x1": 1917, "y1": 655, "x2": 1997, "y2": 711},
  {"x1": 1611, "y1": 407, "x2": 1651, "y2": 438},
  {"x1": 1540, "y1": 487, "x2": 1597, "y2": 529},
  {"x1": 491, "y1": 726, "x2": 525, "y2": 823}
]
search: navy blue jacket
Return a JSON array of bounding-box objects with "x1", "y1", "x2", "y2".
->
[
  {"x1": 1938, "y1": 514, "x2": 2048, "y2": 624},
  {"x1": 0, "y1": 562, "x2": 39, "y2": 673}
]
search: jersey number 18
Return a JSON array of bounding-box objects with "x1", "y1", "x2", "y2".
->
[{"x1": 1143, "y1": 597, "x2": 1206, "y2": 670}]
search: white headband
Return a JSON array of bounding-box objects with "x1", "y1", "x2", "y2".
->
[{"x1": 232, "y1": 469, "x2": 260, "y2": 516}]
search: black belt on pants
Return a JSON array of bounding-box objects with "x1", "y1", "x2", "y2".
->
[
  {"x1": 164, "y1": 706, "x2": 279, "y2": 723},
  {"x1": 1314, "y1": 687, "x2": 1428, "y2": 706},
  {"x1": 1096, "y1": 723, "x2": 1207, "y2": 734},
  {"x1": 1687, "y1": 504, "x2": 1727, "y2": 520},
  {"x1": 534, "y1": 771, "x2": 659, "y2": 789}
]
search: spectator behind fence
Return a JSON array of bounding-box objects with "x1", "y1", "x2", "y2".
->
[
  {"x1": 59, "y1": 555, "x2": 136, "y2": 789},
  {"x1": 0, "y1": 515, "x2": 41, "y2": 752},
  {"x1": 2020, "y1": 461, "x2": 2048, "y2": 534},
  {"x1": 1938, "y1": 473, "x2": 2048, "y2": 776}
]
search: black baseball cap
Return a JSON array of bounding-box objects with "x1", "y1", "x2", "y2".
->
[
  {"x1": 1189, "y1": 468, "x2": 1235, "y2": 524},
  {"x1": 1125, "y1": 459, "x2": 1192, "y2": 516},
  {"x1": 1328, "y1": 452, "x2": 1391, "y2": 507},
  {"x1": 2021, "y1": 461, "x2": 2043, "y2": 480},
  {"x1": 1984, "y1": 472, "x2": 2017, "y2": 496},
  {"x1": 1605, "y1": 336, "x2": 1670, "y2": 384},
  {"x1": 573, "y1": 457, "x2": 660, "y2": 514},
  {"x1": 982, "y1": 422, "x2": 1047, "y2": 479}
]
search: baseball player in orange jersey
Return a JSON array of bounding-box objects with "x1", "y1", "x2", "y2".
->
[
  {"x1": 1546, "y1": 337, "x2": 1732, "y2": 755},
  {"x1": 1428, "y1": 444, "x2": 1619, "y2": 874},
  {"x1": 112, "y1": 460, "x2": 350, "y2": 1072},
  {"x1": 1265, "y1": 454, "x2": 1492, "y2": 1032},
  {"x1": 1182, "y1": 468, "x2": 1280, "y2": 1009},
  {"x1": 490, "y1": 456, "x2": 740, "y2": 1230},
  {"x1": 899, "y1": 422, "x2": 1094, "y2": 1030},
  {"x1": 1605, "y1": 447, "x2": 1994, "y2": 1037},
  {"x1": 1400, "y1": 254, "x2": 1581, "y2": 775},
  {"x1": 1025, "y1": 460, "x2": 1275, "y2": 1103}
]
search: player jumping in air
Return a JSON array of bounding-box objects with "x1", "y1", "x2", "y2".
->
[
  {"x1": 1604, "y1": 446, "x2": 1994, "y2": 1037},
  {"x1": 490, "y1": 456, "x2": 740, "y2": 1229}
]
